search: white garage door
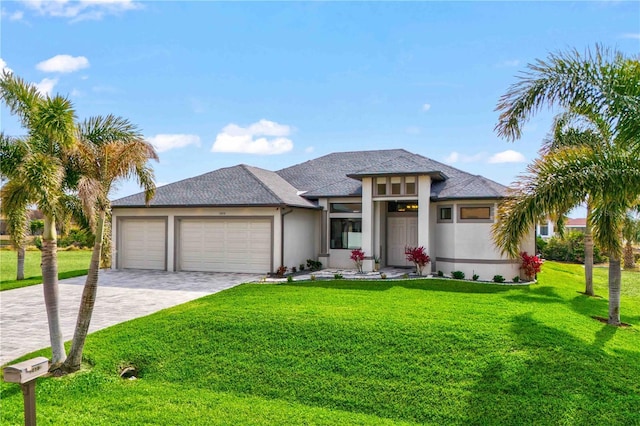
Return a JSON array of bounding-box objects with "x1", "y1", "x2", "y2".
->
[
  {"x1": 179, "y1": 218, "x2": 272, "y2": 273},
  {"x1": 119, "y1": 219, "x2": 166, "y2": 270}
]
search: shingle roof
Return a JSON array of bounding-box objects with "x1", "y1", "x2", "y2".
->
[
  {"x1": 277, "y1": 149, "x2": 507, "y2": 200},
  {"x1": 112, "y1": 149, "x2": 508, "y2": 207},
  {"x1": 112, "y1": 164, "x2": 318, "y2": 208}
]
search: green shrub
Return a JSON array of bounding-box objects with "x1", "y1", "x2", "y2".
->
[
  {"x1": 536, "y1": 236, "x2": 547, "y2": 254},
  {"x1": 634, "y1": 253, "x2": 640, "y2": 263},
  {"x1": 30, "y1": 219, "x2": 44, "y2": 236},
  {"x1": 437, "y1": 270, "x2": 444, "y2": 277},
  {"x1": 286, "y1": 275, "x2": 293, "y2": 283},
  {"x1": 306, "y1": 259, "x2": 322, "y2": 271},
  {"x1": 472, "y1": 274, "x2": 479, "y2": 281},
  {"x1": 33, "y1": 236, "x2": 42, "y2": 250},
  {"x1": 58, "y1": 229, "x2": 94, "y2": 249},
  {"x1": 493, "y1": 275, "x2": 505, "y2": 283},
  {"x1": 451, "y1": 271, "x2": 465, "y2": 280},
  {"x1": 542, "y1": 231, "x2": 605, "y2": 264},
  {"x1": 512, "y1": 276, "x2": 520, "y2": 283},
  {"x1": 334, "y1": 273, "x2": 343, "y2": 279}
]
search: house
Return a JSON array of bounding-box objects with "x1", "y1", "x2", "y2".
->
[
  {"x1": 537, "y1": 217, "x2": 587, "y2": 239},
  {"x1": 111, "y1": 149, "x2": 535, "y2": 278}
]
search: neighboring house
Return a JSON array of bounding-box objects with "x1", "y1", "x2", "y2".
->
[
  {"x1": 537, "y1": 218, "x2": 587, "y2": 239},
  {"x1": 111, "y1": 149, "x2": 535, "y2": 278}
]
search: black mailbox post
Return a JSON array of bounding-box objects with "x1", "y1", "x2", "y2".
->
[{"x1": 3, "y1": 357, "x2": 49, "y2": 426}]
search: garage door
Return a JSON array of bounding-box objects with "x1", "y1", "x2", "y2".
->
[
  {"x1": 179, "y1": 218, "x2": 272, "y2": 273},
  {"x1": 119, "y1": 218, "x2": 166, "y2": 270}
]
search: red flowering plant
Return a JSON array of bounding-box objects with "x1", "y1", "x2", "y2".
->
[
  {"x1": 520, "y1": 251, "x2": 542, "y2": 281},
  {"x1": 350, "y1": 248, "x2": 365, "y2": 273},
  {"x1": 405, "y1": 246, "x2": 431, "y2": 276}
]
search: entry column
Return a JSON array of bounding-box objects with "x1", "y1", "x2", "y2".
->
[{"x1": 360, "y1": 177, "x2": 375, "y2": 272}]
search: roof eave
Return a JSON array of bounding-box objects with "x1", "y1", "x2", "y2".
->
[{"x1": 347, "y1": 171, "x2": 448, "y2": 181}]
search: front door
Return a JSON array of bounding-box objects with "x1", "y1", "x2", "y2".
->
[{"x1": 387, "y1": 216, "x2": 418, "y2": 266}]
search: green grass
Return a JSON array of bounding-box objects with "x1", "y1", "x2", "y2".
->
[
  {"x1": 0, "y1": 249, "x2": 92, "y2": 291},
  {"x1": 1, "y1": 261, "x2": 639, "y2": 425}
]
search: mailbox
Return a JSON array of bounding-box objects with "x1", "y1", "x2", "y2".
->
[{"x1": 3, "y1": 357, "x2": 49, "y2": 384}]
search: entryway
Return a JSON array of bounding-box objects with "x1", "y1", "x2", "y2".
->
[{"x1": 387, "y1": 216, "x2": 418, "y2": 266}]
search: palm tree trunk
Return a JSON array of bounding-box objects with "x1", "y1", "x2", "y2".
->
[
  {"x1": 16, "y1": 245, "x2": 25, "y2": 280},
  {"x1": 42, "y1": 215, "x2": 66, "y2": 367},
  {"x1": 608, "y1": 255, "x2": 622, "y2": 326},
  {"x1": 62, "y1": 209, "x2": 105, "y2": 373},
  {"x1": 623, "y1": 241, "x2": 635, "y2": 270},
  {"x1": 583, "y1": 204, "x2": 594, "y2": 296}
]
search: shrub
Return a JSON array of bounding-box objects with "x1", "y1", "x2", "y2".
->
[
  {"x1": 437, "y1": 270, "x2": 444, "y2": 277},
  {"x1": 58, "y1": 229, "x2": 94, "y2": 249},
  {"x1": 542, "y1": 231, "x2": 605, "y2": 263},
  {"x1": 310, "y1": 274, "x2": 316, "y2": 281},
  {"x1": 291, "y1": 266, "x2": 297, "y2": 273},
  {"x1": 520, "y1": 251, "x2": 543, "y2": 280},
  {"x1": 536, "y1": 236, "x2": 547, "y2": 254},
  {"x1": 30, "y1": 219, "x2": 44, "y2": 236},
  {"x1": 402, "y1": 273, "x2": 409, "y2": 279},
  {"x1": 33, "y1": 236, "x2": 42, "y2": 250},
  {"x1": 299, "y1": 264, "x2": 305, "y2": 271},
  {"x1": 334, "y1": 273, "x2": 343, "y2": 279},
  {"x1": 306, "y1": 259, "x2": 322, "y2": 271},
  {"x1": 472, "y1": 274, "x2": 479, "y2": 281},
  {"x1": 276, "y1": 265, "x2": 288, "y2": 278},
  {"x1": 286, "y1": 275, "x2": 293, "y2": 283},
  {"x1": 380, "y1": 273, "x2": 387, "y2": 279},
  {"x1": 512, "y1": 276, "x2": 520, "y2": 283},
  {"x1": 451, "y1": 271, "x2": 465, "y2": 280},
  {"x1": 404, "y1": 246, "x2": 431, "y2": 276},
  {"x1": 350, "y1": 248, "x2": 365, "y2": 273},
  {"x1": 493, "y1": 275, "x2": 505, "y2": 283},
  {"x1": 634, "y1": 253, "x2": 640, "y2": 263}
]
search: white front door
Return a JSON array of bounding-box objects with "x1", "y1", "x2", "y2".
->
[{"x1": 387, "y1": 216, "x2": 418, "y2": 266}]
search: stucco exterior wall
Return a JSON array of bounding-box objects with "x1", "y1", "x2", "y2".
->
[{"x1": 283, "y1": 208, "x2": 320, "y2": 270}]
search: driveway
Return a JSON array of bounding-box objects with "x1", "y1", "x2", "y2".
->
[{"x1": 0, "y1": 270, "x2": 261, "y2": 366}]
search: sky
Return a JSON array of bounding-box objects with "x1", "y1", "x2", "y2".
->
[{"x1": 1, "y1": 0, "x2": 639, "y2": 215}]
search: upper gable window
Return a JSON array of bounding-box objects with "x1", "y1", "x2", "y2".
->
[
  {"x1": 374, "y1": 176, "x2": 417, "y2": 197},
  {"x1": 376, "y1": 177, "x2": 387, "y2": 196}
]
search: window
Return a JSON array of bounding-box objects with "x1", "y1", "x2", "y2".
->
[
  {"x1": 376, "y1": 177, "x2": 387, "y2": 195},
  {"x1": 330, "y1": 218, "x2": 362, "y2": 249},
  {"x1": 539, "y1": 225, "x2": 549, "y2": 236},
  {"x1": 438, "y1": 206, "x2": 452, "y2": 222},
  {"x1": 391, "y1": 177, "x2": 402, "y2": 195},
  {"x1": 388, "y1": 201, "x2": 419, "y2": 212},
  {"x1": 330, "y1": 203, "x2": 362, "y2": 213},
  {"x1": 458, "y1": 206, "x2": 492, "y2": 222},
  {"x1": 405, "y1": 177, "x2": 416, "y2": 195}
]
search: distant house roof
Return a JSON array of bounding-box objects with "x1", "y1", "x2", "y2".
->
[
  {"x1": 112, "y1": 164, "x2": 318, "y2": 208},
  {"x1": 567, "y1": 218, "x2": 587, "y2": 227},
  {"x1": 113, "y1": 149, "x2": 508, "y2": 207}
]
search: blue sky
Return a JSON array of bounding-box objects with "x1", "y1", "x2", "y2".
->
[{"x1": 2, "y1": 1, "x2": 639, "y2": 210}]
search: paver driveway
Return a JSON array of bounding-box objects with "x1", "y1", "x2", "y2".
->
[{"x1": 0, "y1": 270, "x2": 261, "y2": 366}]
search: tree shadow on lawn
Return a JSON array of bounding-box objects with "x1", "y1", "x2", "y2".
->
[
  {"x1": 283, "y1": 279, "x2": 521, "y2": 294},
  {"x1": 464, "y1": 312, "x2": 640, "y2": 425}
]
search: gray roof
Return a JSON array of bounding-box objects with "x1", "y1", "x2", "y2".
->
[
  {"x1": 113, "y1": 149, "x2": 508, "y2": 207},
  {"x1": 112, "y1": 164, "x2": 318, "y2": 208},
  {"x1": 277, "y1": 149, "x2": 507, "y2": 200}
]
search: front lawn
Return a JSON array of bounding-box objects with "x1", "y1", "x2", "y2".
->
[
  {"x1": 1, "y1": 261, "x2": 639, "y2": 425},
  {"x1": 0, "y1": 249, "x2": 92, "y2": 291}
]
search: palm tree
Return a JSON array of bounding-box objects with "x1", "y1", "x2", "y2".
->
[
  {"x1": 494, "y1": 145, "x2": 639, "y2": 325},
  {"x1": 622, "y1": 213, "x2": 640, "y2": 270},
  {"x1": 0, "y1": 133, "x2": 29, "y2": 280},
  {"x1": 494, "y1": 45, "x2": 640, "y2": 326},
  {"x1": 1, "y1": 71, "x2": 77, "y2": 366},
  {"x1": 59, "y1": 115, "x2": 158, "y2": 373},
  {"x1": 541, "y1": 113, "x2": 607, "y2": 296}
]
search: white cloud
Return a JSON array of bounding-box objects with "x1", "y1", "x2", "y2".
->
[
  {"x1": 0, "y1": 58, "x2": 12, "y2": 74},
  {"x1": 34, "y1": 77, "x2": 58, "y2": 96},
  {"x1": 8, "y1": 9, "x2": 24, "y2": 20},
  {"x1": 70, "y1": 88, "x2": 83, "y2": 97},
  {"x1": 22, "y1": 0, "x2": 142, "y2": 22},
  {"x1": 422, "y1": 103, "x2": 431, "y2": 112},
  {"x1": 147, "y1": 134, "x2": 201, "y2": 153},
  {"x1": 305, "y1": 146, "x2": 315, "y2": 153},
  {"x1": 36, "y1": 54, "x2": 89, "y2": 73},
  {"x1": 621, "y1": 33, "x2": 640, "y2": 39},
  {"x1": 488, "y1": 150, "x2": 526, "y2": 164},
  {"x1": 497, "y1": 59, "x2": 520, "y2": 67},
  {"x1": 212, "y1": 119, "x2": 294, "y2": 155},
  {"x1": 444, "y1": 151, "x2": 487, "y2": 164}
]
